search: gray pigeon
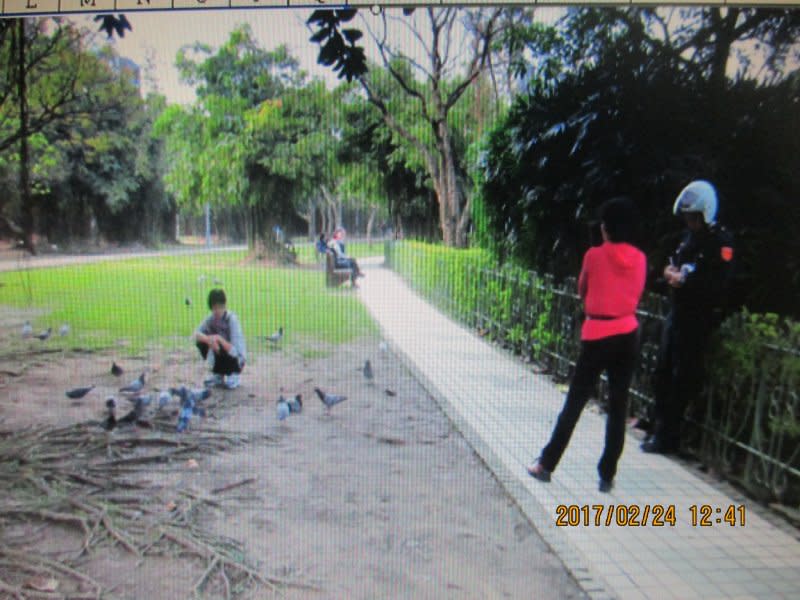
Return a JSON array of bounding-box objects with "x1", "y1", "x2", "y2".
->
[
  {"x1": 277, "y1": 396, "x2": 290, "y2": 421},
  {"x1": 111, "y1": 361, "x2": 124, "y2": 377},
  {"x1": 362, "y1": 360, "x2": 374, "y2": 382},
  {"x1": 288, "y1": 394, "x2": 302, "y2": 414},
  {"x1": 170, "y1": 386, "x2": 210, "y2": 412},
  {"x1": 314, "y1": 387, "x2": 347, "y2": 411},
  {"x1": 66, "y1": 385, "x2": 95, "y2": 399},
  {"x1": 119, "y1": 372, "x2": 145, "y2": 394},
  {"x1": 213, "y1": 277, "x2": 222, "y2": 285},
  {"x1": 21, "y1": 321, "x2": 32, "y2": 338},
  {"x1": 157, "y1": 390, "x2": 171, "y2": 410},
  {"x1": 267, "y1": 327, "x2": 284, "y2": 344},
  {"x1": 59, "y1": 323, "x2": 70, "y2": 337},
  {"x1": 173, "y1": 386, "x2": 208, "y2": 431},
  {"x1": 35, "y1": 327, "x2": 52, "y2": 341}
]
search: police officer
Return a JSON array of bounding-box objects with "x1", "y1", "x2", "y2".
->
[{"x1": 642, "y1": 180, "x2": 734, "y2": 454}]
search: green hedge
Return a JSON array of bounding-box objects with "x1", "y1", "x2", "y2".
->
[{"x1": 386, "y1": 240, "x2": 800, "y2": 505}]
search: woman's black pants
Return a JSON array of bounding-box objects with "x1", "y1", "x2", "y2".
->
[{"x1": 539, "y1": 329, "x2": 639, "y2": 482}]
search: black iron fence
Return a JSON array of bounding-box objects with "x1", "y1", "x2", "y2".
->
[{"x1": 386, "y1": 240, "x2": 800, "y2": 505}]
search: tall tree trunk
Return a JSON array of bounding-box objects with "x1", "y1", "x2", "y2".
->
[
  {"x1": 16, "y1": 20, "x2": 35, "y2": 254},
  {"x1": 436, "y1": 122, "x2": 464, "y2": 246},
  {"x1": 709, "y1": 8, "x2": 738, "y2": 95},
  {"x1": 307, "y1": 198, "x2": 316, "y2": 240},
  {"x1": 366, "y1": 205, "x2": 377, "y2": 247}
]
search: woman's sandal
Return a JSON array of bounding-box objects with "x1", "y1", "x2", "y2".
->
[{"x1": 526, "y1": 460, "x2": 552, "y2": 482}]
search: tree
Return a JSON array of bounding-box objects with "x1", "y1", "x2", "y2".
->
[
  {"x1": 309, "y1": 8, "x2": 503, "y2": 247},
  {"x1": 0, "y1": 18, "x2": 158, "y2": 251},
  {"x1": 479, "y1": 7, "x2": 800, "y2": 315},
  {"x1": 158, "y1": 26, "x2": 336, "y2": 255}
]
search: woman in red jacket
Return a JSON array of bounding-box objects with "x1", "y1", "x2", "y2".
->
[{"x1": 527, "y1": 198, "x2": 646, "y2": 493}]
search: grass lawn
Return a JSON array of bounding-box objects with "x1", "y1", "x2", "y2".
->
[{"x1": 0, "y1": 250, "x2": 376, "y2": 354}]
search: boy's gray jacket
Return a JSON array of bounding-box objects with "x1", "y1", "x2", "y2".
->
[{"x1": 196, "y1": 311, "x2": 247, "y2": 364}]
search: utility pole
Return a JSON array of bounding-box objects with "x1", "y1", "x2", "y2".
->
[{"x1": 204, "y1": 203, "x2": 211, "y2": 248}]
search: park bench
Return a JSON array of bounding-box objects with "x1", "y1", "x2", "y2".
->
[{"x1": 326, "y1": 250, "x2": 352, "y2": 287}]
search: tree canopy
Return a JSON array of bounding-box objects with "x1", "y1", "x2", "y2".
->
[{"x1": 479, "y1": 7, "x2": 800, "y2": 315}]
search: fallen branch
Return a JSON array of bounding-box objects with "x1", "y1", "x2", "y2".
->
[
  {"x1": 2, "y1": 509, "x2": 89, "y2": 536},
  {"x1": 0, "y1": 548, "x2": 102, "y2": 598},
  {"x1": 101, "y1": 514, "x2": 140, "y2": 556},
  {"x1": 192, "y1": 557, "x2": 220, "y2": 597},
  {"x1": 211, "y1": 478, "x2": 256, "y2": 496}
]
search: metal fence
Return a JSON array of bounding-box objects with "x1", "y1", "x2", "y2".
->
[{"x1": 386, "y1": 240, "x2": 800, "y2": 505}]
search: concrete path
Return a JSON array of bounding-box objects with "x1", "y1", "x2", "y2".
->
[{"x1": 357, "y1": 258, "x2": 800, "y2": 600}]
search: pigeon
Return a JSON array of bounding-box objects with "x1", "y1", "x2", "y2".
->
[
  {"x1": 213, "y1": 277, "x2": 222, "y2": 285},
  {"x1": 119, "y1": 372, "x2": 145, "y2": 394},
  {"x1": 170, "y1": 386, "x2": 208, "y2": 403},
  {"x1": 59, "y1": 323, "x2": 70, "y2": 337},
  {"x1": 35, "y1": 327, "x2": 52, "y2": 341},
  {"x1": 198, "y1": 275, "x2": 207, "y2": 283},
  {"x1": 103, "y1": 397, "x2": 117, "y2": 431},
  {"x1": 314, "y1": 387, "x2": 347, "y2": 411},
  {"x1": 171, "y1": 386, "x2": 210, "y2": 422},
  {"x1": 185, "y1": 297, "x2": 192, "y2": 306},
  {"x1": 118, "y1": 394, "x2": 151, "y2": 425},
  {"x1": 65, "y1": 385, "x2": 95, "y2": 399},
  {"x1": 267, "y1": 327, "x2": 284, "y2": 344},
  {"x1": 21, "y1": 321, "x2": 32, "y2": 338},
  {"x1": 384, "y1": 389, "x2": 397, "y2": 397},
  {"x1": 175, "y1": 388, "x2": 198, "y2": 433},
  {"x1": 362, "y1": 360, "x2": 374, "y2": 383},
  {"x1": 276, "y1": 396, "x2": 290, "y2": 421},
  {"x1": 288, "y1": 394, "x2": 302, "y2": 414},
  {"x1": 157, "y1": 390, "x2": 171, "y2": 410},
  {"x1": 379, "y1": 341, "x2": 388, "y2": 352},
  {"x1": 111, "y1": 361, "x2": 124, "y2": 377}
]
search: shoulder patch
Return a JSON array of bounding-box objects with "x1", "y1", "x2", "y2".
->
[{"x1": 721, "y1": 246, "x2": 734, "y2": 262}]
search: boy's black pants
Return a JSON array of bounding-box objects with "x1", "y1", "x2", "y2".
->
[
  {"x1": 539, "y1": 329, "x2": 639, "y2": 482},
  {"x1": 196, "y1": 342, "x2": 242, "y2": 376}
]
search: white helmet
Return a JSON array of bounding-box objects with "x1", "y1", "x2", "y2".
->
[{"x1": 673, "y1": 180, "x2": 717, "y2": 225}]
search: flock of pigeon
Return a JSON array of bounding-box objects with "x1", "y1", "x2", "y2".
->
[
  {"x1": 26, "y1": 318, "x2": 392, "y2": 432},
  {"x1": 65, "y1": 363, "x2": 213, "y2": 434},
  {"x1": 21, "y1": 321, "x2": 69, "y2": 341}
]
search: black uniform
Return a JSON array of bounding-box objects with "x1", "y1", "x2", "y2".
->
[{"x1": 647, "y1": 224, "x2": 734, "y2": 452}]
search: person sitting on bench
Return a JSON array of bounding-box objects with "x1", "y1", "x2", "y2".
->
[{"x1": 328, "y1": 227, "x2": 364, "y2": 286}]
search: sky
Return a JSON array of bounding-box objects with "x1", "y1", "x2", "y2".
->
[
  {"x1": 68, "y1": 7, "x2": 796, "y2": 107},
  {"x1": 69, "y1": 7, "x2": 536, "y2": 105},
  {"x1": 73, "y1": 9, "x2": 347, "y2": 104}
]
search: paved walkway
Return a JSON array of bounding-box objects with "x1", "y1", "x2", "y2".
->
[{"x1": 357, "y1": 258, "x2": 800, "y2": 600}]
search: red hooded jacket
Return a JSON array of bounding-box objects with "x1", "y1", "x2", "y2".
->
[{"x1": 578, "y1": 242, "x2": 647, "y2": 341}]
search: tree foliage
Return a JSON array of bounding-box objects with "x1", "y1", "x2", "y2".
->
[
  {"x1": 480, "y1": 7, "x2": 800, "y2": 316},
  {"x1": 0, "y1": 18, "x2": 172, "y2": 248}
]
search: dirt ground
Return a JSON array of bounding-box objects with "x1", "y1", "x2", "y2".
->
[{"x1": 0, "y1": 309, "x2": 585, "y2": 599}]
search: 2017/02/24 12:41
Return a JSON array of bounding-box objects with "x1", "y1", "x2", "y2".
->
[{"x1": 689, "y1": 504, "x2": 746, "y2": 527}]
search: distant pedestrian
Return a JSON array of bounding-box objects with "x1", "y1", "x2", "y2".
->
[
  {"x1": 328, "y1": 228, "x2": 364, "y2": 287},
  {"x1": 642, "y1": 180, "x2": 734, "y2": 454},
  {"x1": 316, "y1": 233, "x2": 328, "y2": 257},
  {"x1": 194, "y1": 289, "x2": 246, "y2": 390},
  {"x1": 528, "y1": 198, "x2": 646, "y2": 493}
]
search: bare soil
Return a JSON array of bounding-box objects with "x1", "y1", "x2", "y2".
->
[{"x1": 0, "y1": 309, "x2": 585, "y2": 599}]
